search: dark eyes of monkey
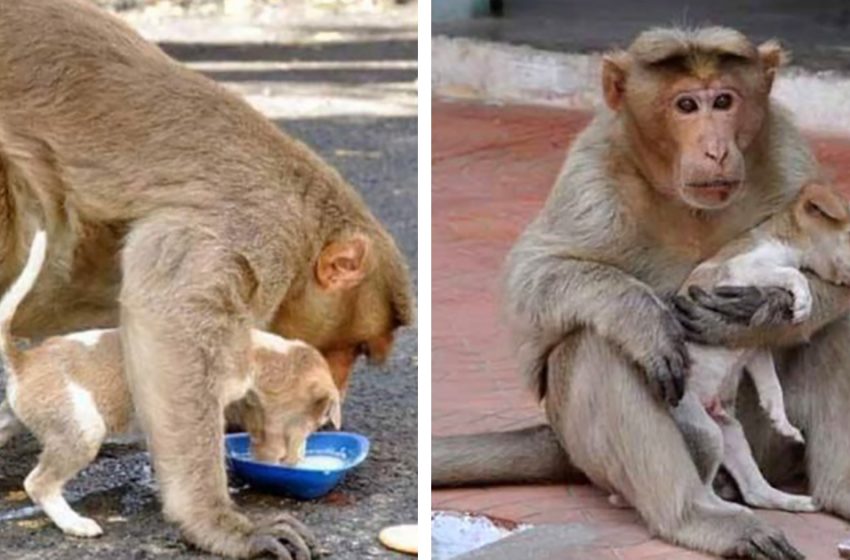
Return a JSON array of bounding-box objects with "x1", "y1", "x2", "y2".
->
[
  {"x1": 714, "y1": 93, "x2": 733, "y2": 110},
  {"x1": 676, "y1": 97, "x2": 699, "y2": 114}
]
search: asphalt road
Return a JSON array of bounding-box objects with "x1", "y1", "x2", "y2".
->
[{"x1": 0, "y1": 6, "x2": 418, "y2": 560}]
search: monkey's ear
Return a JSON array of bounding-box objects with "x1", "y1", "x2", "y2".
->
[
  {"x1": 316, "y1": 235, "x2": 369, "y2": 291},
  {"x1": 601, "y1": 51, "x2": 630, "y2": 111},
  {"x1": 757, "y1": 40, "x2": 789, "y2": 92},
  {"x1": 795, "y1": 182, "x2": 849, "y2": 225}
]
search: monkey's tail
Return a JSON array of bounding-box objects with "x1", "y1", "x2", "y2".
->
[
  {"x1": 432, "y1": 424, "x2": 587, "y2": 487},
  {"x1": 0, "y1": 230, "x2": 47, "y2": 369}
]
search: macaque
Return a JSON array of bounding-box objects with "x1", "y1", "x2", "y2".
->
[
  {"x1": 434, "y1": 26, "x2": 850, "y2": 560},
  {"x1": 0, "y1": 0, "x2": 412, "y2": 558}
]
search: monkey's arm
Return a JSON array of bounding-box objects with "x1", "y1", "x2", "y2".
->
[
  {"x1": 674, "y1": 273, "x2": 850, "y2": 347},
  {"x1": 506, "y1": 254, "x2": 688, "y2": 405}
]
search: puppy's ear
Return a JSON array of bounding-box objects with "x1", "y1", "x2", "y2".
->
[
  {"x1": 328, "y1": 396, "x2": 342, "y2": 430},
  {"x1": 316, "y1": 235, "x2": 369, "y2": 291},
  {"x1": 795, "y1": 182, "x2": 849, "y2": 226}
]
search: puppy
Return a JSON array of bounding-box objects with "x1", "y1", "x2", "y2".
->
[
  {"x1": 673, "y1": 181, "x2": 850, "y2": 513},
  {"x1": 0, "y1": 231, "x2": 342, "y2": 538}
]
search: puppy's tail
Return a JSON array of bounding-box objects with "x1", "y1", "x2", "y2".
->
[{"x1": 0, "y1": 230, "x2": 47, "y2": 367}]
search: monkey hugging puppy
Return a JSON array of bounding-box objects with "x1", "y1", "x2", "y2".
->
[
  {"x1": 434, "y1": 26, "x2": 850, "y2": 560},
  {"x1": 0, "y1": 230, "x2": 342, "y2": 539},
  {"x1": 0, "y1": 0, "x2": 412, "y2": 557}
]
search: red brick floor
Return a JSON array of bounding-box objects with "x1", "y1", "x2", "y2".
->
[{"x1": 431, "y1": 99, "x2": 850, "y2": 558}]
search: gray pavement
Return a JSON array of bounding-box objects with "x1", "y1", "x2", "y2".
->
[
  {"x1": 434, "y1": 0, "x2": 850, "y2": 72},
  {"x1": 0, "y1": 4, "x2": 417, "y2": 559}
]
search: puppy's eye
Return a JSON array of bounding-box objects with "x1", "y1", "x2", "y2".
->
[
  {"x1": 676, "y1": 97, "x2": 698, "y2": 114},
  {"x1": 356, "y1": 342, "x2": 370, "y2": 358},
  {"x1": 713, "y1": 93, "x2": 733, "y2": 110}
]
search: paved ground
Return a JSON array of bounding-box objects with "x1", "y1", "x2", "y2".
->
[
  {"x1": 434, "y1": 0, "x2": 850, "y2": 73},
  {"x1": 431, "y1": 99, "x2": 850, "y2": 559},
  {"x1": 0, "y1": 5, "x2": 417, "y2": 560}
]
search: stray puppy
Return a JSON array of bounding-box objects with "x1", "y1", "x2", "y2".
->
[
  {"x1": 674, "y1": 181, "x2": 850, "y2": 513},
  {"x1": 0, "y1": 231, "x2": 342, "y2": 538}
]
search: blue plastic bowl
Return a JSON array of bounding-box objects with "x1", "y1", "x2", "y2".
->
[{"x1": 225, "y1": 432, "x2": 370, "y2": 500}]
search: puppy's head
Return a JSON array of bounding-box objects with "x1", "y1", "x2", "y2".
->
[
  {"x1": 244, "y1": 342, "x2": 342, "y2": 465},
  {"x1": 793, "y1": 182, "x2": 850, "y2": 284}
]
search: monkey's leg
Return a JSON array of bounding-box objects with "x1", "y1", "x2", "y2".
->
[
  {"x1": 746, "y1": 351, "x2": 803, "y2": 443},
  {"x1": 779, "y1": 315, "x2": 850, "y2": 519},
  {"x1": 548, "y1": 332, "x2": 802, "y2": 560},
  {"x1": 718, "y1": 416, "x2": 817, "y2": 512},
  {"x1": 120, "y1": 222, "x2": 318, "y2": 560}
]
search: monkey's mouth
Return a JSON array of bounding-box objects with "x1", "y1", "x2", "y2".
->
[
  {"x1": 684, "y1": 179, "x2": 741, "y2": 202},
  {"x1": 686, "y1": 179, "x2": 740, "y2": 190}
]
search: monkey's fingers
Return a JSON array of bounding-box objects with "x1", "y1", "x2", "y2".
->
[
  {"x1": 745, "y1": 530, "x2": 805, "y2": 560},
  {"x1": 267, "y1": 513, "x2": 321, "y2": 555},
  {"x1": 248, "y1": 535, "x2": 294, "y2": 560},
  {"x1": 688, "y1": 286, "x2": 761, "y2": 323}
]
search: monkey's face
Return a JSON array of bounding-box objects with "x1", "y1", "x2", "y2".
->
[
  {"x1": 272, "y1": 234, "x2": 408, "y2": 387},
  {"x1": 602, "y1": 33, "x2": 785, "y2": 212},
  {"x1": 793, "y1": 182, "x2": 850, "y2": 284}
]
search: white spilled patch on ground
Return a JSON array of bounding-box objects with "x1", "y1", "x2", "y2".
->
[{"x1": 431, "y1": 511, "x2": 528, "y2": 560}]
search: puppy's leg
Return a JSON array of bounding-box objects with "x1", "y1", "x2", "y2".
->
[
  {"x1": 746, "y1": 351, "x2": 804, "y2": 443},
  {"x1": 719, "y1": 416, "x2": 817, "y2": 512},
  {"x1": 24, "y1": 434, "x2": 105, "y2": 537},
  {"x1": 0, "y1": 399, "x2": 23, "y2": 447}
]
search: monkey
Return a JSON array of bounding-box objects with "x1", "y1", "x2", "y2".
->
[
  {"x1": 433, "y1": 26, "x2": 850, "y2": 560},
  {"x1": 0, "y1": 0, "x2": 413, "y2": 558}
]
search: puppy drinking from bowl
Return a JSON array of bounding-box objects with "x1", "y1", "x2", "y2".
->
[{"x1": 0, "y1": 230, "x2": 342, "y2": 537}]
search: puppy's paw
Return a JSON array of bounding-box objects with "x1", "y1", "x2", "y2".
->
[
  {"x1": 775, "y1": 422, "x2": 805, "y2": 444},
  {"x1": 781, "y1": 495, "x2": 819, "y2": 513},
  {"x1": 63, "y1": 516, "x2": 103, "y2": 538}
]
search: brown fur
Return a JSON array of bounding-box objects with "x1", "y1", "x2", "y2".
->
[
  {"x1": 433, "y1": 27, "x2": 850, "y2": 560},
  {"x1": 0, "y1": 0, "x2": 412, "y2": 557}
]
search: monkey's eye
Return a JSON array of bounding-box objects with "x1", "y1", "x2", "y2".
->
[
  {"x1": 675, "y1": 96, "x2": 699, "y2": 114},
  {"x1": 713, "y1": 93, "x2": 733, "y2": 110}
]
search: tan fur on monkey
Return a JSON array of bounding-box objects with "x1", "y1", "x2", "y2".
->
[
  {"x1": 0, "y1": 0, "x2": 412, "y2": 558},
  {"x1": 0, "y1": 230, "x2": 342, "y2": 538},
  {"x1": 433, "y1": 27, "x2": 850, "y2": 560}
]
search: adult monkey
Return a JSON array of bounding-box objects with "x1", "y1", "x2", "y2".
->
[
  {"x1": 433, "y1": 27, "x2": 850, "y2": 559},
  {"x1": 0, "y1": 0, "x2": 412, "y2": 558}
]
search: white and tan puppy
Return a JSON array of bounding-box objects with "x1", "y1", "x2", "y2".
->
[
  {"x1": 0, "y1": 231, "x2": 342, "y2": 538},
  {"x1": 675, "y1": 181, "x2": 850, "y2": 513}
]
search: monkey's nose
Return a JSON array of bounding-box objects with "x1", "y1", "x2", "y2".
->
[{"x1": 704, "y1": 144, "x2": 728, "y2": 165}]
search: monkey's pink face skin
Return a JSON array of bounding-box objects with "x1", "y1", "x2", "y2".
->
[{"x1": 665, "y1": 82, "x2": 758, "y2": 211}]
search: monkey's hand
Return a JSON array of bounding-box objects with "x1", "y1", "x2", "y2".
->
[
  {"x1": 629, "y1": 301, "x2": 690, "y2": 407},
  {"x1": 673, "y1": 286, "x2": 794, "y2": 346},
  {"x1": 246, "y1": 513, "x2": 323, "y2": 559}
]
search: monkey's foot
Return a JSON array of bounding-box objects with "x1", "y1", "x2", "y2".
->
[
  {"x1": 247, "y1": 513, "x2": 323, "y2": 559},
  {"x1": 733, "y1": 525, "x2": 803, "y2": 560}
]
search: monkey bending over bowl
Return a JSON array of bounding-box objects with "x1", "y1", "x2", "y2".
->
[{"x1": 0, "y1": 231, "x2": 341, "y2": 538}]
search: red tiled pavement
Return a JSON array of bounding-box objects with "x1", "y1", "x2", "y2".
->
[{"x1": 431, "y1": 99, "x2": 850, "y2": 558}]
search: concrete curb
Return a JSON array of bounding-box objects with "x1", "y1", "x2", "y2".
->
[{"x1": 433, "y1": 35, "x2": 850, "y2": 136}]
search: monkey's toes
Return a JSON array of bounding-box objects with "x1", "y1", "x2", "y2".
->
[
  {"x1": 738, "y1": 528, "x2": 804, "y2": 560},
  {"x1": 248, "y1": 513, "x2": 323, "y2": 560}
]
